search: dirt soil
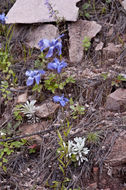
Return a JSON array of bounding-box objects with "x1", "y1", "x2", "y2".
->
[{"x1": 0, "y1": 0, "x2": 126, "y2": 190}]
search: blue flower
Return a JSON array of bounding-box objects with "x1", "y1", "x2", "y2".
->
[
  {"x1": 53, "y1": 95, "x2": 69, "y2": 107},
  {"x1": 0, "y1": 13, "x2": 7, "y2": 24},
  {"x1": 25, "y1": 70, "x2": 45, "y2": 86},
  {"x1": 38, "y1": 34, "x2": 64, "y2": 58},
  {"x1": 47, "y1": 58, "x2": 67, "y2": 73}
]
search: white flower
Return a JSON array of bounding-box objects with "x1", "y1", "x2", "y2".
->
[{"x1": 67, "y1": 137, "x2": 89, "y2": 165}]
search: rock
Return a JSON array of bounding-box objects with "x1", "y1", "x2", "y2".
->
[
  {"x1": 17, "y1": 91, "x2": 28, "y2": 103},
  {"x1": 20, "y1": 121, "x2": 47, "y2": 142},
  {"x1": 95, "y1": 42, "x2": 104, "y2": 51},
  {"x1": 36, "y1": 100, "x2": 59, "y2": 118},
  {"x1": 68, "y1": 20, "x2": 102, "y2": 63},
  {"x1": 6, "y1": 0, "x2": 81, "y2": 24},
  {"x1": 105, "y1": 88, "x2": 126, "y2": 112},
  {"x1": 27, "y1": 25, "x2": 59, "y2": 48},
  {"x1": 86, "y1": 182, "x2": 97, "y2": 190},
  {"x1": 12, "y1": 24, "x2": 59, "y2": 49},
  {"x1": 121, "y1": 0, "x2": 126, "y2": 10},
  {"x1": 103, "y1": 43, "x2": 121, "y2": 59},
  {"x1": 105, "y1": 131, "x2": 126, "y2": 166}
]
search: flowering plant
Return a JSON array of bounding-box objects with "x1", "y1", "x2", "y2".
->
[
  {"x1": 47, "y1": 58, "x2": 67, "y2": 73},
  {"x1": 0, "y1": 13, "x2": 7, "y2": 24},
  {"x1": 68, "y1": 137, "x2": 89, "y2": 165},
  {"x1": 38, "y1": 34, "x2": 64, "y2": 58},
  {"x1": 25, "y1": 70, "x2": 45, "y2": 86},
  {"x1": 53, "y1": 94, "x2": 69, "y2": 107}
]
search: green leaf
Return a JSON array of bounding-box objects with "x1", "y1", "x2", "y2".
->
[
  {"x1": 59, "y1": 164, "x2": 65, "y2": 175},
  {"x1": 82, "y1": 3, "x2": 90, "y2": 10},
  {"x1": 3, "y1": 158, "x2": 8, "y2": 163},
  {"x1": 3, "y1": 165, "x2": 7, "y2": 172},
  {"x1": 57, "y1": 130, "x2": 63, "y2": 142},
  {"x1": 58, "y1": 158, "x2": 65, "y2": 167},
  {"x1": 70, "y1": 105, "x2": 75, "y2": 111}
]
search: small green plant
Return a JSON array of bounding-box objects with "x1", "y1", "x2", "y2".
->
[
  {"x1": 0, "y1": 133, "x2": 27, "y2": 172},
  {"x1": 45, "y1": 73, "x2": 75, "y2": 93},
  {"x1": 32, "y1": 83, "x2": 43, "y2": 94},
  {"x1": 20, "y1": 100, "x2": 37, "y2": 119},
  {"x1": 87, "y1": 132, "x2": 99, "y2": 144},
  {"x1": 81, "y1": 3, "x2": 91, "y2": 18},
  {"x1": 112, "y1": 74, "x2": 126, "y2": 87},
  {"x1": 13, "y1": 104, "x2": 23, "y2": 121},
  {"x1": 101, "y1": 72, "x2": 109, "y2": 80},
  {"x1": 0, "y1": 81, "x2": 12, "y2": 104},
  {"x1": 48, "y1": 121, "x2": 72, "y2": 189},
  {"x1": 0, "y1": 49, "x2": 17, "y2": 104},
  {"x1": 82, "y1": 36, "x2": 91, "y2": 51},
  {"x1": 2, "y1": 122, "x2": 21, "y2": 136},
  {"x1": 0, "y1": 50, "x2": 16, "y2": 80},
  {"x1": 34, "y1": 52, "x2": 47, "y2": 69},
  {"x1": 70, "y1": 98, "x2": 85, "y2": 119}
]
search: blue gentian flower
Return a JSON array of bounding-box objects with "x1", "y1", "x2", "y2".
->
[
  {"x1": 38, "y1": 34, "x2": 64, "y2": 58},
  {"x1": 0, "y1": 13, "x2": 7, "y2": 24},
  {"x1": 53, "y1": 95, "x2": 69, "y2": 107},
  {"x1": 47, "y1": 58, "x2": 67, "y2": 73},
  {"x1": 25, "y1": 70, "x2": 45, "y2": 86}
]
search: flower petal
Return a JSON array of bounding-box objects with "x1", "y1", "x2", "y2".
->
[
  {"x1": 38, "y1": 70, "x2": 45, "y2": 75},
  {"x1": 46, "y1": 47, "x2": 54, "y2": 58},
  {"x1": 47, "y1": 62, "x2": 58, "y2": 70},
  {"x1": 53, "y1": 96, "x2": 61, "y2": 103},
  {"x1": 55, "y1": 42, "x2": 62, "y2": 56},
  {"x1": 26, "y1": 77, "x2": 34, "y2": 86},
  {"x1": 60, "y1": 100, "x2": 66, "y2": 107},
  {"x1": 61, "y1": 61, "x2": 67, "y2": 68},
  {"x1": 25, "y1": 70, "x2": 32, "y2": 77},
  {"x1": 38, "y1": 39, "x2": 50, "y2": 52},
  {"x1": 57, "y1": 65, "x2": 62, "y2": 73},
  {"x1": 64, "y1": 98, "x2": 69, "y2": 102},
  {"x1": 56, "y1": 34, "x2": 64, "y2": 40},
  {"x1": 35, "y1": 74, "x2": 41, "y2": 85}
]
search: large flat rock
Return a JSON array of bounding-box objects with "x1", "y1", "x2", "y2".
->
[
  {"x1": 6, "y1": 0, "x2": 80, "y2": 24},
  {"x1": 68, "y1": 20, "x2": 102, "y2": 63},
  {"x1": 12, "y1": 24, "x2": 59, "y2": 49}
]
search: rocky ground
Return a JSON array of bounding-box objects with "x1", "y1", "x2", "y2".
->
[{"x1": 0, "y1": 0, "x2": 126, "y2": 189}]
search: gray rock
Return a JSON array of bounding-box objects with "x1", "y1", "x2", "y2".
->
[
  {"x1": 121, "y1": 0, "x2": 126, "y2": 10},
  {"x1": 103, "y1": 43, "x2": 121, "y2": 59},
  {"x1": 95, "y1": 42, "x2": 104, "y2": 51},
  {"x1": 12, "y1": 24, "x2": 59, "y2": 49},
  {"x1": 105, "y1": 88, "x2": 126, "y2": 112},
  {"x1": 6, "y1": 0, "x2": 81, "y2": 24},
  {"x1": 68, "y1": 20, "x2": 102, "y2": 63},
  {"x1": 17, "y1": 91, "x2": 28, "y2": 103},
  {"x1": 36, "y1": 100, "x2": 59, "y2": 118}
]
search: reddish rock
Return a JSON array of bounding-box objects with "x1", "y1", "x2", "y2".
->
[
  {"x1": 105, "y1": 131, "x2": 126, "y2": 166},
  {"x1": 20, "y1": 121, "x2": 47, "y2": 142},
  {"x1": 105, "y1": 88, "x2": 126, "y2": 112}
]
